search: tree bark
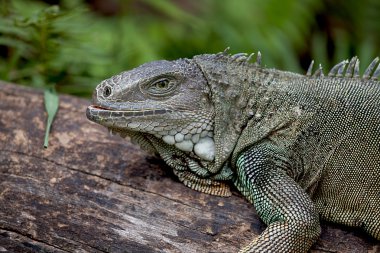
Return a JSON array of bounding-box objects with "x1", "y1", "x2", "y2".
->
[{"x1": 0, "y1": 82, "x2": 378, "y2": 253}]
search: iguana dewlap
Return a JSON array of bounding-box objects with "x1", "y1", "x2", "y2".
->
[{"x1": 86, "y1": 50, "x2": 380, "y2": 252}]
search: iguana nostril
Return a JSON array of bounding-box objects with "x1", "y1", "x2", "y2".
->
[{"x1": 103, "y1": 86, "x2": 112, "y2": 97}]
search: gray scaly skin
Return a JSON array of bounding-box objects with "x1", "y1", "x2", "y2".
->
[{"x1": 86, "y1": 49, "x2": 380, "y2": 252}]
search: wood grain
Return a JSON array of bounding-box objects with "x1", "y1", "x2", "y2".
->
[{"x1": 0, "y1": 82, "x2": 378, "y2": 253}]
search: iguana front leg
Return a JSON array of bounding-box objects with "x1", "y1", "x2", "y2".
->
[{"x1": 234, "y1": 143, "x2": 321, "y2": 253}]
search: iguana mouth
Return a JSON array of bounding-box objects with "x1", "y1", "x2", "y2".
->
[
  {"x1": 89, "y1": 105, "x2": 111, "y2": 110},
  {"x1": 86, "y1": 105, "x2": 171, "y2": 119}
]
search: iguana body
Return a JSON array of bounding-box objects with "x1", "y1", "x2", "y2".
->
[{"x1": 86, "y1": 50, "x2": 380, "y2": 252}]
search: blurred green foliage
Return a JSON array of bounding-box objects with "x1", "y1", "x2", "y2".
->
[{"x1": 1, "y1": 0, "x2": 380, "y2": 97}]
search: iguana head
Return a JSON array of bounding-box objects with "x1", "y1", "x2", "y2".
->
[
  {"x1": 86, "y1": 58, "x2": 217, "y2": 162},
  {"x1": 87, "y1": 57, "x2": 235, "y2": 197},
  {"x1": 86, "y1": 52, "x2": 259, "y2": 196}
]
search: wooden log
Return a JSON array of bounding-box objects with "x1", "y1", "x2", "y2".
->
[{"x1": 0, "y1": 81, "x2": 378, "y2": 253}]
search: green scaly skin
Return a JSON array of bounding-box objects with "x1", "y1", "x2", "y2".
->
[{"x1": 86, "y1": 50, "x2": 380, "y2": 252}]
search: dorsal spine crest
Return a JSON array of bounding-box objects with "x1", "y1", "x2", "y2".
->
[
  {"x1": 221, "y1": 49, "x2": 380, "y2": 81},
  {"x1": 307, "y1": 56, "x2": 380, "y2": 80}
]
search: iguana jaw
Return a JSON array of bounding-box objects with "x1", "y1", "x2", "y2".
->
[
  {"x1": 87, "y1": 103, "x2": 232, "y2": 196},
  {"x1": 86, "y1": 104, "x2": 216, "y2": 161}
]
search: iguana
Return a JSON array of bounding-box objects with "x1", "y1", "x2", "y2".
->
[{"x1": 86, "y1": 49, "x2": 380, "y2": 252}]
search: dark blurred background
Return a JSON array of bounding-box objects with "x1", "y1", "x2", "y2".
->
[{"x1": 1, "y1": 0, "x2": 379, "y2": 97}]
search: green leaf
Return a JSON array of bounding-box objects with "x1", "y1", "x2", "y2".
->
[{"x1": 43, "y1": 87, "x2": 59, "y2": 148}]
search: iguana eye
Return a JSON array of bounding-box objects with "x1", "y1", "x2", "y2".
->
[
  {"x1": 145, "y1": 78, "x2": 177, "y2": 96},
  {"x1": 154, "y1": 79, "x2": 170, "y2": 89}
]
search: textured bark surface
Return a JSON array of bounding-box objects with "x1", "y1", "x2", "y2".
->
[{"x1": 0, "y1": 81, "x2": 379, "y2": 253}]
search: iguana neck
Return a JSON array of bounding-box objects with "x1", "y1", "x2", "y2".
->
[{"x1": 193, "y1": 53, "x2": 292, "y2": 174}]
